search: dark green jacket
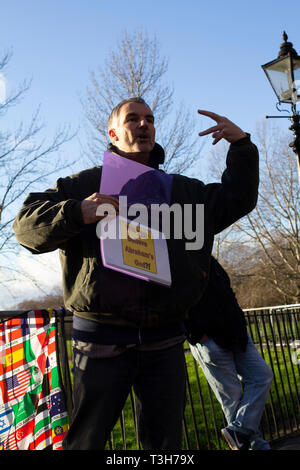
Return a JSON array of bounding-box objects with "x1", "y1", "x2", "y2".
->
[{"x1": 13, "y1": 136, "x2": 259, "y2": 328}]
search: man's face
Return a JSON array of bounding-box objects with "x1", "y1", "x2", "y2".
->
[{"x1": 109, "y1": 102, "x2": 156, "y2": 157}]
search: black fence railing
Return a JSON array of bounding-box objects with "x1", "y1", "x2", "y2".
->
[
  {"x1": 243, "y1": 304, "x2": 300, "y2": 444},
  {"x1": 1, "y1": 304, "x2": 300, "y2": 450}
]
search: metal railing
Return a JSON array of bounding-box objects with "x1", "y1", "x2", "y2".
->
[
  {"x1": 243, "y1": 304, "x2": 300, "y2": 445},
  {"x1": 1, "y1": 304, "x2": 300, "y2": 449}
]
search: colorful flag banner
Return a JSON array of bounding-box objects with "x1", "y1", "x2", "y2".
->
[{"x1": 0, "y1": 309, "x2": 69, "y2": 450}]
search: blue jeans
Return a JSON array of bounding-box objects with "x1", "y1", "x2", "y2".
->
[{"x1": 190, "y1": 334, "x2": 273, "y2": 450}]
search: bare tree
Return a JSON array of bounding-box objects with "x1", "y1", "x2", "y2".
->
[
  {"x1": 81, "y1": 30, "x2": 203, "y2": 173},
  {"x1": 207, "y1": 121, "x2": 300, "y2": 306},
  {"x1": 15, "y1": 289, "x2": 64, "y2": 310},
  {"x1": 236, "y1": 122, "x2": 300, "y2": 303},
  {"x1": 0, "y1": 49, "x2": 75, "y2": 293}
]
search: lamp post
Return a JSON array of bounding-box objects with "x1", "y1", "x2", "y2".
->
[{"x1": 262, "y1": 32, "x2": 300, "y2": 184}]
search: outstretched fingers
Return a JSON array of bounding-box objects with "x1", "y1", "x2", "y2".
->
[
  {"x1": 197, "y1": 109, "x2": 246, "y2": 144},
  {"x1": 198, "y1": 111, "x2": 226, "y2": 145},
  {"x1": 197, "y1": 110, "x2": 223, "y2": 122},
  {"x1": 198, "y1": 125, "x2": 220, "y2": 137}
]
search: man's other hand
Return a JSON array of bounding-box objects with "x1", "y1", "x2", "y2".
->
[{"x1": 198, "y1": 110, "x2": 247, "y2": 145}]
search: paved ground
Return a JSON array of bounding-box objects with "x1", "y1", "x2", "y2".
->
[{"x1": 271, "y1": 433, "x2": 300, "y2": 450}]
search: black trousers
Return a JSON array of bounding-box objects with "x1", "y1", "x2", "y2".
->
[{"x1": 62, "y1": 343, "x2": 187, "y2": 450}]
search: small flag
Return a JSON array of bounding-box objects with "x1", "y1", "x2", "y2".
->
[
  {"x1": 0, "y1": 408, "x2": 14, "y2": 438},
  {"x1": 6, "y1": 369, "x2": 31, "y2": 401}
]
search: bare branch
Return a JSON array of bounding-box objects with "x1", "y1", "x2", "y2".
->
[
  {"x1": 208, "y1": 119, "x2": 300, "y2": 306},
  {"x1": 0, "y1": 49, "x2": 77, "y2": 295},
  {"x1": 81, "y1": 29, "x2": 200, "y2": 172}
]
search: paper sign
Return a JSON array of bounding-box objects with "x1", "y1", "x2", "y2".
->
[
  {"x1": 120, "y1": 219, "x2": 157, "y2": 274},
  {"x1": 99, "y1": 151, "x2": 173, "y2": 286},
  {"x1": 100, "y1": 215, "x2": 171, "y2": 286}
]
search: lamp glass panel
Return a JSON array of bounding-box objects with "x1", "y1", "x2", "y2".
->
[
  {"x1": 292, "y1": 58, "x2": 300, "y2": 102},
  {"x1": 264, "y1": 56, "x2": 292, "y2": 101}
]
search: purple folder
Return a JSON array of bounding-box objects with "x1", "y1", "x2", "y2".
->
[{"x1": 99, "y1": 151, "x2": 173, "y2": 284}]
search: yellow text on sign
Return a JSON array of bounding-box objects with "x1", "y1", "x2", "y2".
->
[{"x1": 120, "y1": 220, "x2": 157, "y2": 274}]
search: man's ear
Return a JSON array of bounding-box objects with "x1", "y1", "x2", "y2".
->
[{"x1": 108, "y1": 128, "x2": 118, "y2": 142}]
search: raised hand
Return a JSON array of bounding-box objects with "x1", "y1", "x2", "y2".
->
[{"x1": 198, "y1": 110, "x2": 247, "y2": 145}]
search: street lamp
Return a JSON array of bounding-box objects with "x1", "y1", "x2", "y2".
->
[{"x1": 262, "y1": 32, "x2": 300, "y2": 183}]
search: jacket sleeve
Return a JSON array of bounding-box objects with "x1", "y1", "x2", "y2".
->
[
  {"x1": 13, "y1": 176, "x2": 85, "y2": 254},
  {"x1": 206, "y1": 134, "x2": 259, "y2": 234}
]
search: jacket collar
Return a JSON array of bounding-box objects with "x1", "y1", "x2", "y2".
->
[{"x1": 107, "y1": 142, "x2": 165, "y2": 169}]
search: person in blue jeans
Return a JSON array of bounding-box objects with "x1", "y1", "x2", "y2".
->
[{"x1": 186, "y1": 257, "x2": 273, "y2": 450}]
